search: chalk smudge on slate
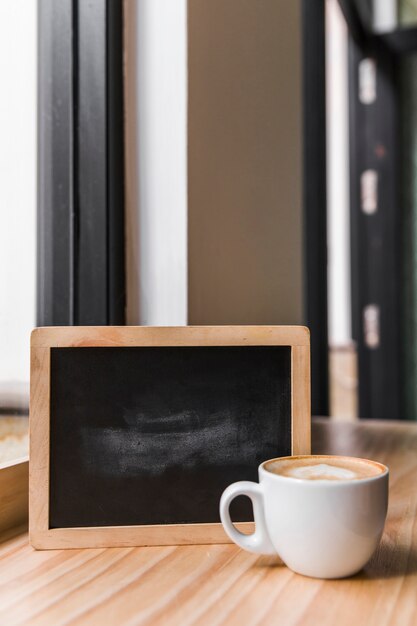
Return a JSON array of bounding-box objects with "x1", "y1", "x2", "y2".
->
[{"x1": 80, "y1": 414, "x2": 263, "y2": 477}]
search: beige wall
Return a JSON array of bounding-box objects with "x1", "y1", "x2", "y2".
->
[{"x1": 188, "y1": 0, "x2": 303, "y2": 325}]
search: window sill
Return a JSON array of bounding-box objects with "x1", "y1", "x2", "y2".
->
[{"x1": 0, "y1": 457, "x2": 28, "y2": 534}]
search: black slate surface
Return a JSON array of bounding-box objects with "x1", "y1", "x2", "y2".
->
[{"x1": 49, "y1": 345, "x2": 291, "y2": 528}]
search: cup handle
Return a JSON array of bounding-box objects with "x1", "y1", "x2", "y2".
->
[{"x1": 220, "y1": 481, "x2": 276, "y2": 555}]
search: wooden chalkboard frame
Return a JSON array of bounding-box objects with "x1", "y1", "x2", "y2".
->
[{"x1": 29, "y1": 326, "x2": 310, "y2": 549}]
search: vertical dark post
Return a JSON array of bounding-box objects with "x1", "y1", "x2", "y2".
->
[
  {"x1": 107, "y1": 0, "x2": 126, "y2": 324},
  {"x1": 76, "y1": 0, "x2": 108, "y2": 324},
  {"x1": 37, "y1": 0, "x2": 74, "y2": 325},
  {"x1": 302, "y1": 0, "x2": 329, "y2": 416},
  {"x1": 37, "y1": 0, "x2": 125, "y2": 326}
]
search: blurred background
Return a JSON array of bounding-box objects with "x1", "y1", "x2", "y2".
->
[{"x1": 2, "y1": 0, "x2": 417, "y2": 462}]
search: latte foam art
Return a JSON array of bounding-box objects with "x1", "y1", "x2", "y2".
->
[{"x1": 286, "y1": 463, "x2": 357, "y2": 481}]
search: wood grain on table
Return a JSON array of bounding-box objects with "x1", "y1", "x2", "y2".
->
[{"x1": 1, "y1": 419, "x2": 417, "y2": 626}]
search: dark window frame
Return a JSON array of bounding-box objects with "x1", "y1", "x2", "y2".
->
[
  {"x1": 302, "y1": 0, "x2": 329, "y2": 417},
  {"x1": 339, "y1": 0, "x2": 417, "y2": 419},
  {"x1": 37, "y1": 0, "x2": 125, "y2": 326}
]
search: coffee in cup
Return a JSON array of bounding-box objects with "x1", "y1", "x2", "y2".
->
[
  {"x1": 220, "y1": 454, "x2": 388, "y2": 579},
  {"x1": 266, "y1": 455, "x2": 384, "y2": 481}
]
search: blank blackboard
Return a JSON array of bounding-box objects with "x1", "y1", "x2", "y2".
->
[
  {"x1": 49, "y1": 346, "x2": 291, "y2": 528},
  {"x1": 30, "y1": 325, "x2": 310, "y2": 548}
]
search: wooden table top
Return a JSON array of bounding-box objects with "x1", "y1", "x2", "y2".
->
[{"x1": 1, "y1": 418, "x2": 417, "y2": 626}]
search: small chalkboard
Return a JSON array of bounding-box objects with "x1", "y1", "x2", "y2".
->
[{"x1": 30, "y1": 326, "x2": 310, "y2": 549}]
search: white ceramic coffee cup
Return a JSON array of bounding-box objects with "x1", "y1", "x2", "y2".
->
[{"x1": 220, "y1": 454, "x2": 389, "y2": 579}]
